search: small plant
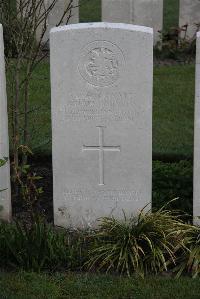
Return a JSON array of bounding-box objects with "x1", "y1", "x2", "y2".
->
[
  {"x1": 0, "y1": 209, "x2": 199, "y2": 276},
  {"x1": 86, "y1": 207, "x2": 187, "y2": 277},
  {"x1": 0, "y1": 157, "x2": 8, "y2": 167},
  {"x1": 174, "y1": 224, "x2": 200, "y2": 278},
  {"x1": 0, "y1": 218, "x2": 68, "y2": 271},
  {"x1": 155, "y1": 24, "x2": 198, "y2": 62},
  {"x1": 0, "y1": 218, "x2": 90, "y2": 272},
  {"x1": 12, "y1": 145, "x2": 43, "y2": 219}
]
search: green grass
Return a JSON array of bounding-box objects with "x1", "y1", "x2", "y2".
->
[
  {"x1": 80, "y1": 0, "x2": 101, "y2": 23},
  {"x1": 164, "y1": 0, "x2": 180, "y2": 31},
  {"x1": 10, "y1": 63, "x2": 194, "y2": 159},
  {"x1": 7, "y1": 61, "x2": 52, "y2": 156},
  {"x1": 153, "y1": 64, "x2": 195, "y2": 159},
  {"x1": 0, "y1": 272, "x2": 200, "y2": 299}
]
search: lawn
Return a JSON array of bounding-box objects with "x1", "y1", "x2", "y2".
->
[
  {"x1": 153, "y1": 64, "x2": 195, "y2": 160},
  {"x1": 0, "y1": 272, "x2": 199, "y2": 299},
  {"x1": 80, "y1": 0, "x2": 101, "y2": 23},
  {"x1": 10, "y1": 63, "x2": 194, "y2": 160},
  {"x1": 163, "y1": 0, "x2": 180, "y2": 31}
]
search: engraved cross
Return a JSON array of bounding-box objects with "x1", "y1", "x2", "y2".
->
[{"x1": 82, "y1": 126, "x2": 121, "y2": 186}]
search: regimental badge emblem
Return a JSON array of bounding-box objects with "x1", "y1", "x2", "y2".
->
[{"x1": 78, "y1": 41, "x2": 124, "y2": 87}]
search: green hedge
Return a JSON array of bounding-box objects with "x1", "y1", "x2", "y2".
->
[{"x1": 153, "y1": 160, "x2": 193, "y2": 215}]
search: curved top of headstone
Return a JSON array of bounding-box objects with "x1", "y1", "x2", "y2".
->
[{"x1": 50, "y1": 22, "x2": 153, "y2": 35}]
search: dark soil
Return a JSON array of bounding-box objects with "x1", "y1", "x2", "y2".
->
[{"x1": 154, "y1": 57, "x2": 195, "y2": 66}]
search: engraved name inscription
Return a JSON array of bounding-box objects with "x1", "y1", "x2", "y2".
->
[{"x1": 56, "y1": 91, "x2": 147, "y2": 123}]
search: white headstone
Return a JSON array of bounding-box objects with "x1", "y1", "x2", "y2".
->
[
  {"x1": 132, "y1": 0, "x2": 163, "y2": 45},
  {"x1": 179, "y1": 0, "x2": 200, "y2": 39},
  {"x1": 50, "y1": 23, "x2": 153, "y2": 229},
  {"x1": 102, "y1": 0, "x2": 132, "y2": 23},
  {"x1": 37, "y1": 0, "x2": 79, "y2": 43},
  {"x1": 0, "y1": 25, "x2": 11, "y2": 222},
  {"x1": 194, "y1": 31, "x2": 200, "y2": 225},
  {"x1": 102, "y1": 0, "x2": 163, "y2": 45}
]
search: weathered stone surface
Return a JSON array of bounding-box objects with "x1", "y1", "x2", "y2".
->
[
  {"x1": 179, "y1": 0, "x2": 200, "y2": 39},
  {"x1": 50, "y1": 23, "x2": 153, "y2": 229},
  {"x1": 132, "y1": 0, "x2": 163, "y2": 45},
  {"x1": 102, "y1": 0, "x2": 132, "y2": 24},
  {"x1": 194, "y1": 31, "x2": 200, "y2": 225},
  {"x1": 102, "y1": 0, "x2": 163, "y2": 44},
  {"x1": 0, "y1": 25, "x2": 11, "y2": 222}
]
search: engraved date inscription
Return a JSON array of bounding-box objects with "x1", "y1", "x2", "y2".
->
[{"x1": 63, "y1": 189, "x2": 141, "y2": 202}]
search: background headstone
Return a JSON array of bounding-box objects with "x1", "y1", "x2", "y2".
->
[
  {"x1": 102, "y1": 0, "x2": 163, "y2": 44},
  {"x1": 132, "y1": 0, "x2": 163, "y2": 45},
  {"x1": 102, "y1": 0, "x2": 132, "y2": 24},
  {"x1": 35, "y1": 0, "x2": 79, "y2": 43},
  {"x1": 179, "y1": 0, "x2": 200, "y2": 39},
  {"x1": 0, "y1": 24, "x2": 11, "y2": 222},
  {"x1": 50, "y1": 23, "x2": 153, "y2": 229},
  {"x1": 193, "y1": 31, "x2": 200, "y2": 225}
]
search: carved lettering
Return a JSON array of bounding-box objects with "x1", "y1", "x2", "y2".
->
[
  {"x1": 54, "y1": 91, "x2": 147, "y2": 122},
  {"x1": 63, "y1": 189, "x2": 141, "y2": 202}
]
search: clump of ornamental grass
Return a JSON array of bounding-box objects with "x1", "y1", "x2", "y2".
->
[
  {"x1": 86, "y1": 206, "x2": 188, "y2": 278},
  {"x1": 174, "y1": 224, "x2": 200, "y2": 278}
]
